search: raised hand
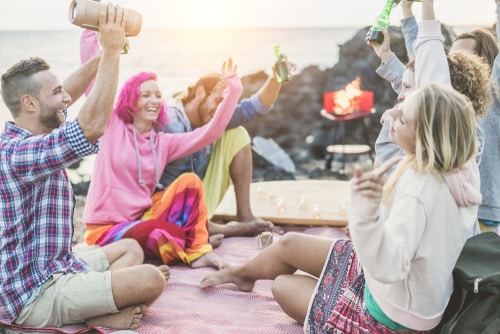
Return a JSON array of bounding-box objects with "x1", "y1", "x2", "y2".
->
[
  {"x1": 221, "y1": 57, "x2": 238, "y2": 78},
  {"x1": 366, "y1": 28, "x2": 393, "y2": 63},
  {"x1": 352, "y1": 156, "x2": 403, "y2": 199},
  {"x1": 98, "y1": 3, "x2": 127, "y2": 54},
  {"x1": 271, "y1": 53, "x2": 297, "y2": 78},
  {"x1": 400, "y1": 0, "x2": 416, "y2": 18}
]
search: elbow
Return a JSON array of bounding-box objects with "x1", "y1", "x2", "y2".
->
[{"x1": 78, "y1": 119, "x2": 107, "y2": 144}]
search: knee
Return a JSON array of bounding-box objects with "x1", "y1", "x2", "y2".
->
[
  {"x1": 140, "y1": 264, "x2": 166, "y2": 296},
  {"x1": 121, "y1": 238, "x2": 144, "y2": 264},
  {"x1": 178, "y1": 172, "x2": 203, "y2": 187},
  {"x1": 277, "y1": 232, "x2": 301, "y2": 251},
  {"x1": 271, "y1": 275, "x2": 287, "y2": 299}
]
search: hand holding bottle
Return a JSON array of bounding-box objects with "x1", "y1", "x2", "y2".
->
[
  {"x1": 369, "y1": 0, "x2": 394, "y2": 44},
  {"x1": 272, "y1": 55, "x2": 297, "y2": 84},
  {"x1": 366, "y1": 28, "x2": 392, "y2": 63},
  {"x1": 97, "y1": 3, "x2": 127, "y2": 55},
  {"x1": 274, "y1": 45, "x2": 294, "y2": 83}
]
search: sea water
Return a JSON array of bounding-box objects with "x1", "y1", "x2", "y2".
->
[
  {"x1": 0, "y1": 27, "x2": 359, "y2": 123},
  {"x1": 0, "y1": 25, "x2": 477, "y2": 123},
  {"x1": 0, "y1": 27, "x2": 360, "y2": 181}
]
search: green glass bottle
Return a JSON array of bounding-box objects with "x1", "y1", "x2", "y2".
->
[
  {"x1": 368, "y1": 0, "x2": 394, "y2": 44},
  {"x1": 274, "y1": 45, "x2": 290, "y2": 83}
]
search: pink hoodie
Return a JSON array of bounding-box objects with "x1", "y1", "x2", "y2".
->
[{"x1": 83, "y1": 74, "x2": 242, "y2": 225}]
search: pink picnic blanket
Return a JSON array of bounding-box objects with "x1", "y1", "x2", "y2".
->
[{"x1": 1, "y1": 226, "x2": 347, "y2": 334}]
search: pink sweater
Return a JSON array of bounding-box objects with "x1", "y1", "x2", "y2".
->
[{"x1": 83, "y1": 74, "x2": 242, "y2": 224}]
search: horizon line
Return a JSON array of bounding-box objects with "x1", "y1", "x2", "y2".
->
[{"x1": 0, "y1": 23, "x2": 486, "y2": 33}]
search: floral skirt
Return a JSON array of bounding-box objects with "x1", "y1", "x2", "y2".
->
[{"x1": 304, "y1": 239, "x2": 432, "y2": 334}]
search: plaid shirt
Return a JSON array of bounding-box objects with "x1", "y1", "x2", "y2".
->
[{"x1": 0, "y1": 120, "x2": 98, "y2": 321}]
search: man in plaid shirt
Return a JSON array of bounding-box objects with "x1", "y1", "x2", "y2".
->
[{"x1": 0, "y1": 4, "x2": 165, "y2": 330}]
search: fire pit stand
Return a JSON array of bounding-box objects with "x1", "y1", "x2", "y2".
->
[{"x1": 320, "y1": 109, "x2": 374, "y2": 178}]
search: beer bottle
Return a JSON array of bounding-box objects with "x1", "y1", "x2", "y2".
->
[
  {"x1": 368, "y1": 0, "x2": 394, "y2": 44},
  {"x1": 274, "y1": 45, "x2": 290, "y2": 83}
]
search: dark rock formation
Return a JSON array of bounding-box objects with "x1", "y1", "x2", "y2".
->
[{"x1": 242, "y1": 24, "x2": 456, "y2": 180}]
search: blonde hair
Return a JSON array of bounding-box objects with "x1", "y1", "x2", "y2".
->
[{"x1": 383, "y1": 84, "x2": 478, "y2": 202}]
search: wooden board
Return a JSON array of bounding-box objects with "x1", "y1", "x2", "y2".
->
[{"x1": 213, "y1": 180, "x2": 350, "y2": 227}]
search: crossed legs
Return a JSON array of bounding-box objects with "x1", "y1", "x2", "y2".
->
[
  {"x1": 15, "y1": 239, "x2": 166, "y2": 330},
  {"x1": 85, "y1": 239, "x2": 167, "y2": 330}
]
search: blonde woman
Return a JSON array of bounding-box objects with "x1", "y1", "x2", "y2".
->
[{"x1": 200, "y1": 84, "x2": 481, "y2": 333}]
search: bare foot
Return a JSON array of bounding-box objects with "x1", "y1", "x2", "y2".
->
[
  {"x1": 191, "y1": 252, "x2": 229, "y2": 270},
  {"x1": 240, "y1": 217, "x2": 284, "y2": 235},
  {"x1": 158, "y1": 265, "x2": 170, "y2": 281},
  {"x1": 199, "y1": 266, "x2": 255, "y2": 292},
  {"x1": 209, "y1": 219, "x2": 274, "y2": 237},
  {"x1": 209, "y1": 233, "x2": 224, "y2": 248},
  {"x1": 85, "y1": 305, "x2": 147, "y2": 330}
]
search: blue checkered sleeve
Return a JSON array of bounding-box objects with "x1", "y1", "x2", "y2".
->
[{"x1": 65, "y1": 119, "x2": 100, "y2": 156}]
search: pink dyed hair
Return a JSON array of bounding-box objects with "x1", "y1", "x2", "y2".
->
[{"x1": 114, "y1": 72, "x2": 168, "y2": 126}]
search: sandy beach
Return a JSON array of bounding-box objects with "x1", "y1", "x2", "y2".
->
[{"x1": 73, "y1": 196, "x2": 87, "y2": 245}]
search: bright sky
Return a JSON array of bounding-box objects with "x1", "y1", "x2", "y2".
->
[{"x1": 0, "y1": 0, "x2": 496, "y2": 30}]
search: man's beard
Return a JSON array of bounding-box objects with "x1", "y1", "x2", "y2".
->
[
  {"x1": 39, "y1": 101, "x2": 63, "y2": 131},
  {"x1": 197, "y1": 98, "x2": 212, "y2": 126}
]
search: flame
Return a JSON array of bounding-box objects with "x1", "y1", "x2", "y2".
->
[{"x1": 333, "y1": 77, "x2": 363, "y2": 115}]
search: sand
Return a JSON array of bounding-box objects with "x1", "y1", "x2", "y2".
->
[{"x1": 73, "y1": 196, "x2": 87, "y2": 245}]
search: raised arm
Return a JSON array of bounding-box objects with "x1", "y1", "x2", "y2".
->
[
  {"x1": 368, "y1": 29, "x2": 406, "y2": 94},
  {"x1": 227, "y1": 60, "x2": 286, "y2": 128},
  {"x1": 257, "y1": 63, "x2": 285, "y2": 107},
  {"x1": 62, "y1": 50, "x2": 101, "y2": 107},
  {"x1": 421, "y1": 0, "x2": 435, "y2": 20},
  {"x1": 414, "y1": 0, "x2": 451, "y2": 88},
  {"x1": 369, "y1": 1, "x2": 419, "y2": 94},
  {"x1": 400, "y1": 0, "x2": 419, "y2": 60},
  {"x1": 497, "y1": 0, "x2": 500, "y2": 38},
  {"x1": 77, "y1": 3, "x2": 126, "y2": 144},
  {"x1": 163, "y1": 59, "x2": 243, "y2": 162},
  {"x1": 490, "y1": 0, "x2": 500, "y2": 106}
]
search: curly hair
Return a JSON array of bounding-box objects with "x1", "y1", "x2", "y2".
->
[{"x1": 447, "y1": 50, "x2": 491, "y2": 117}]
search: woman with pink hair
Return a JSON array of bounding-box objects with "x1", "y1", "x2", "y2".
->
[{"x1": 83, "y1": 58, "x2": 241, "y2": 270}]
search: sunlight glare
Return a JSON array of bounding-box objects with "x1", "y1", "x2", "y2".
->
[{"x1": 199, "y1": 6, "x2": 220, "y2": 28}]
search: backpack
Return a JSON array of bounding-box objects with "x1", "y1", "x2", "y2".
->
[{"x1": 434, "y1": 232, "x2": 500, "y2": 334}]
